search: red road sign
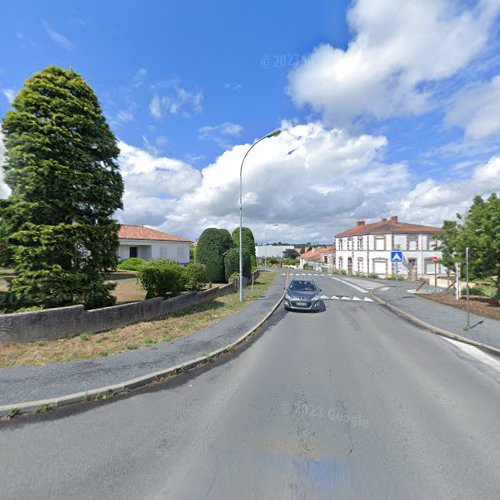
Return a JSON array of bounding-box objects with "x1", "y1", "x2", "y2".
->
[{"x1": 432, "y1": 256, "x2": 439, "y2": 262}]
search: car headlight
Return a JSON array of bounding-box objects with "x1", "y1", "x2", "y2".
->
[{"x1": 285, "y1": 293, "x2": 293, "y2": 300}]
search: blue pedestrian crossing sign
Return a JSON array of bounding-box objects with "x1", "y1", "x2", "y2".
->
[{"x1": 391, "y1": 251, "x2": 403, "y2": 262}]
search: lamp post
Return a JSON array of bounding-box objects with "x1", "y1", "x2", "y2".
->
[
  {"x1": 239, "y1": 129, "x2": 281, "y2": 302},
  {"x1": 264, "y1": 224, "x2": 279, "y2": 270}
]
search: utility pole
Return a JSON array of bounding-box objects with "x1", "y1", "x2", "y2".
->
[{"x1": 465, "y1": 247, "x2": 470, "y2": 329}]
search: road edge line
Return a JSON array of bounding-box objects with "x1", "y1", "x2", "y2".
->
[
  {"x1": 0, "y1": 286, "x2": 285, "y2": 418},
  {"x1": 370, "y1": 289, "x2": 500, "y2": 358}
]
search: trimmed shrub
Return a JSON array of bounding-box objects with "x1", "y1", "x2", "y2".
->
[
  {"x1": 138, "y1": 258, "x2": 187, "y2": 299},
  {"x1": 117, "y1": 257, "x2": 146, "y2": 271},
  {"x1": 196, "y1": 228, "x2": 233, "y2": 283},
  {"x1": 185, "y1": 262, "x2": 208, "y2": 291},
  {"x1": 231, "y1": 227, "x2": 256, "y2": 263},
  {"x1": 224, "y1": 248, "x2": 251, "y2": 282}
]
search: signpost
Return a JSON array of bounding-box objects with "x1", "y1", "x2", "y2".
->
[
  {"x1": 433, "y1": 256, "x2": 439, "y2": 287},
  {"x1": 390, "y1": 251, "x2": 403, "y2": 277},
  {"x1": 465, "y1": 247, "x2": 470, "y2": 330}
]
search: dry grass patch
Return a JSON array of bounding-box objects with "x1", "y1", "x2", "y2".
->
[{"x1": 0, "y1": 272, "x2": 278, "y2": 367}]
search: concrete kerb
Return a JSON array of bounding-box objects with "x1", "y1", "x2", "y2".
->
[
  {"x1": 0, "y1": 286, "x2": 285, "y2": 418},
  {"x1": 370, "y1": 288, "x2": 500, "y2": 358}
]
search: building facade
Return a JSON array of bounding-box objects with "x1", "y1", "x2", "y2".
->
[
  {"x1": 335, "y1": 216, "x2": 442, "y2": 279},
  {"x1": 118, "y1": 225, "x2": 192, "y2": 265},
  {"x1": 299, "y1": 246, "x2": 335, "y2": 271}
]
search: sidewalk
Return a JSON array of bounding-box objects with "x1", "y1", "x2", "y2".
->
[
  {"x1": 370, "y1": 280, "x2": 500, "y2": 350},
  {"x1": 0, "y1": 274, "x2": 285, "y2": 406}
]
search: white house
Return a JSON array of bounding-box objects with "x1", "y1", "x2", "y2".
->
[
  {"x1": 334, "y1": 216, "x2": 442, "y2": 279},
  {"x1": 118, "y1": 225, "x2": 192, "y2": 265}
]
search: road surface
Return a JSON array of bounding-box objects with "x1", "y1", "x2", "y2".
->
[{"x1": 1, "y1": 273, "x2": 500, "y2": 499}]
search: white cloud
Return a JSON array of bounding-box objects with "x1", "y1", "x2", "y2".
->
[
  {"x1": 224, "y1": 82, "x2": 242, "y2": 90},
  {"x1": 446, "y1": 74, "x2": 500, "y2": 139},
  {"x1": 124, "y1": 122, "x2": 410, "y2": 242},
  {"x1": 398, "y1": 155, "x2": 500, "y2": 224},
  {"x1": 150, "y1": 79, "x2": 203, "y2": 118},
  {"x1": 198, "y1": 122, "x2": 244, "y2": 148},
  {"x1": 0, "y1": 132, "x2": 11, "y2": 198},
  {"x1": 2, "y1": 88, "x2": 15, "y2": 104},
  {"x1": 132, "y1": 68, "x2": 147, "y2": 88},
  {"x1": 42, "y1": 20, "x2": 73, "y2": 51},
  {"x1": 288, "y1": 0, "x2": 500, "y2": 126},
  {"x1": 117, "y1": 141, "x2": 202, "y2": 226},
  {"x1": 115, "y1": 110, "x2": 134, "y2": 124},
  {"x1": 149, "y1": 93, "x2": 162, "y2": 119}
]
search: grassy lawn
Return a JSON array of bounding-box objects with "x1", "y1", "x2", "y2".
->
[{"x1": 0, "y1": 271, "x2": 279, "y2": 367}]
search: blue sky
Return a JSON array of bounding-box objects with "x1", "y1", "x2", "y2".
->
[{"x1": 1, "y1": 0, "x2": 500, "y2": 242}]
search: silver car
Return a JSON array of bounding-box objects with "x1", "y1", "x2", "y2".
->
[{"x1": 284, "y1": 279, "x2": 323, "y2": 311}]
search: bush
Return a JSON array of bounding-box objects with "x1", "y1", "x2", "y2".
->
[
  {"x1": 268, "y1": 256, "x2": 279, "y2": 265},
  {"x1": 117, "y1": 257, "x2": 147, "y2": 271},
  {"x1": 196, "y1": 228, "x2": 233, "y2": 283},
  {"x1": 224, "y1": 248, "x2": 251, "y2": 282},
  {"x1": 185, "y1": 262, "x2": 208, "y2": 291},
  {"x1": 138, "y1": 258, "x2": 187, "y2": 299},
  {"x1": 282, "y1": 258, "x2": 299, "y2": 266},
  {"x1": 461, "y1": 286, "x2": 486, "y2": 296},
  {"x1": 231, "y1": 227, "x2": 256, "y2": 263}
]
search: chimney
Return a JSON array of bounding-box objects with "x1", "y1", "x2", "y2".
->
[
  {"x1": 356, "y1": 220, "x2": 365, "y2": 227},
  {"x1": 390, "y1": 216, "x2": 398, "y2": 223}
]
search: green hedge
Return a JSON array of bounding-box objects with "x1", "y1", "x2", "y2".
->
[
  {"x1": 138, "y1": 258, "x2": 187, "y2": 299},
  {"x1": 185, "y1": 262, "x2": 208, "y2": 291},
  {"x1": 117, "y1": 257, "x2": 146, "y2": 271},
  {"x1": 224, "y1": 248, "x2": 251, "y2": 282},
  {"x1": 196, "y1": 228, "x2": 233, "y2": 283}
]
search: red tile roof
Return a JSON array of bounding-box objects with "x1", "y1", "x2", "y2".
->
[
  {"x1": 118, "y1": 224, "x2": 192, "y2": 243},
  {"x1": 300, "y1": 246, "x2": 335, "y2": 260},
  {"x1": 336, "y1": 217, "x2": 441, "y2": 238}
]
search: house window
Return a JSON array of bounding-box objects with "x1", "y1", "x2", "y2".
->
[
  {"x1": 323, "y1": 255, "x2": 328, "y2": 263},
  {"x1": 427, "y1": 237, "x2": 436, "y2": 250},
  {"x1": 407, "y1": 236, "x2": 418, "y2": 251},
  {"x1": 338, "y1": 239, "x2": 343, "y2": 250},
  {"x1": 357, "y1": 237, "x2": 363, "y2": 250},
  {"x1": 338, "y1": 257, "x2": 343, "y2": 269},
  {"x1": 357, "y1": 257, "x2": 363, "y2": 272},
  {"x1": 347, "y1": 238, "x2": 353, "y2": 250},
  {"x1": 177, "y1": 246, "x2": 185, "y2": 259},
  {"x1": 129, "y1": 247, "x2": 138, "y2": 258},
  {"x1": 375, "y1": 236, "x2": 385, "y2": 251}
]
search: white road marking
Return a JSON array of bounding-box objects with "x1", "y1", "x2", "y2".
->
[
  {"x1": 364, "y1": 297, "x2": 374, "y2": 302},
  {"x1": 331, "y1": 296, "x2": 339, "y2": 300},
  {"x1": 352, "y1": 296, "x2": 362, "y2": 301},
  {"x1": 320, "y1": 295, "x2": 329, "y2": 299},
  {"x1": 332, "y1": 277, "x2": 369, "y2": 294},
  {"x1": 341, "y1": 296, "x2": 351, "y2": 300},
  {"x1": 444, "y1": 338, "x2": 500, "y2": 375}
]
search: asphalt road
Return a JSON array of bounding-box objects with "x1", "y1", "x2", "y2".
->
[{"x1": 1, "y1": 273, "x2": 500, "y2": 499}]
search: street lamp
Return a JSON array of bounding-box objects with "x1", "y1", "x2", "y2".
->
[
  {"x1": 264, "y1": 224, "x2": 279, "y2": 269},
  {"x1": 239, "y1": 129, "x2": 281, "y2": 302}
]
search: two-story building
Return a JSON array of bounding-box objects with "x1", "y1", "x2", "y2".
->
[{"x1": 334, "y1": 216, "x2": 442, "y2": 279}]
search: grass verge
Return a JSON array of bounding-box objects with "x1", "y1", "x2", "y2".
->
[{"x1": 0, "y1": 271, "x2": 278, "y2": 367}]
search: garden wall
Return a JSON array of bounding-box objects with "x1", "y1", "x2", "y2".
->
[{"x1": 0, "y1": 283, "x2": 235, "y2": 345}]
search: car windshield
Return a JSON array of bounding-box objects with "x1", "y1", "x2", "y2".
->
[{"x1": 289, "y1": 280, "x2": 316, "y2": 292}]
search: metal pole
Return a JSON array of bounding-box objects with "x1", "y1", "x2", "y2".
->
[
  {"x1": 465, "y1": 247, "x2": 470, "y2": 329},
  {"x1": 239, "y1": 132, "x2": 281, "y2": 302}
]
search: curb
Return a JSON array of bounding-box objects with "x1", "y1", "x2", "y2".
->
[
  {"x1": 370, "y1": 289, "x2": 500, "y2": 358},
  {"x1": 0, "y1": 288, "x2": 285, "y2": 418}
]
